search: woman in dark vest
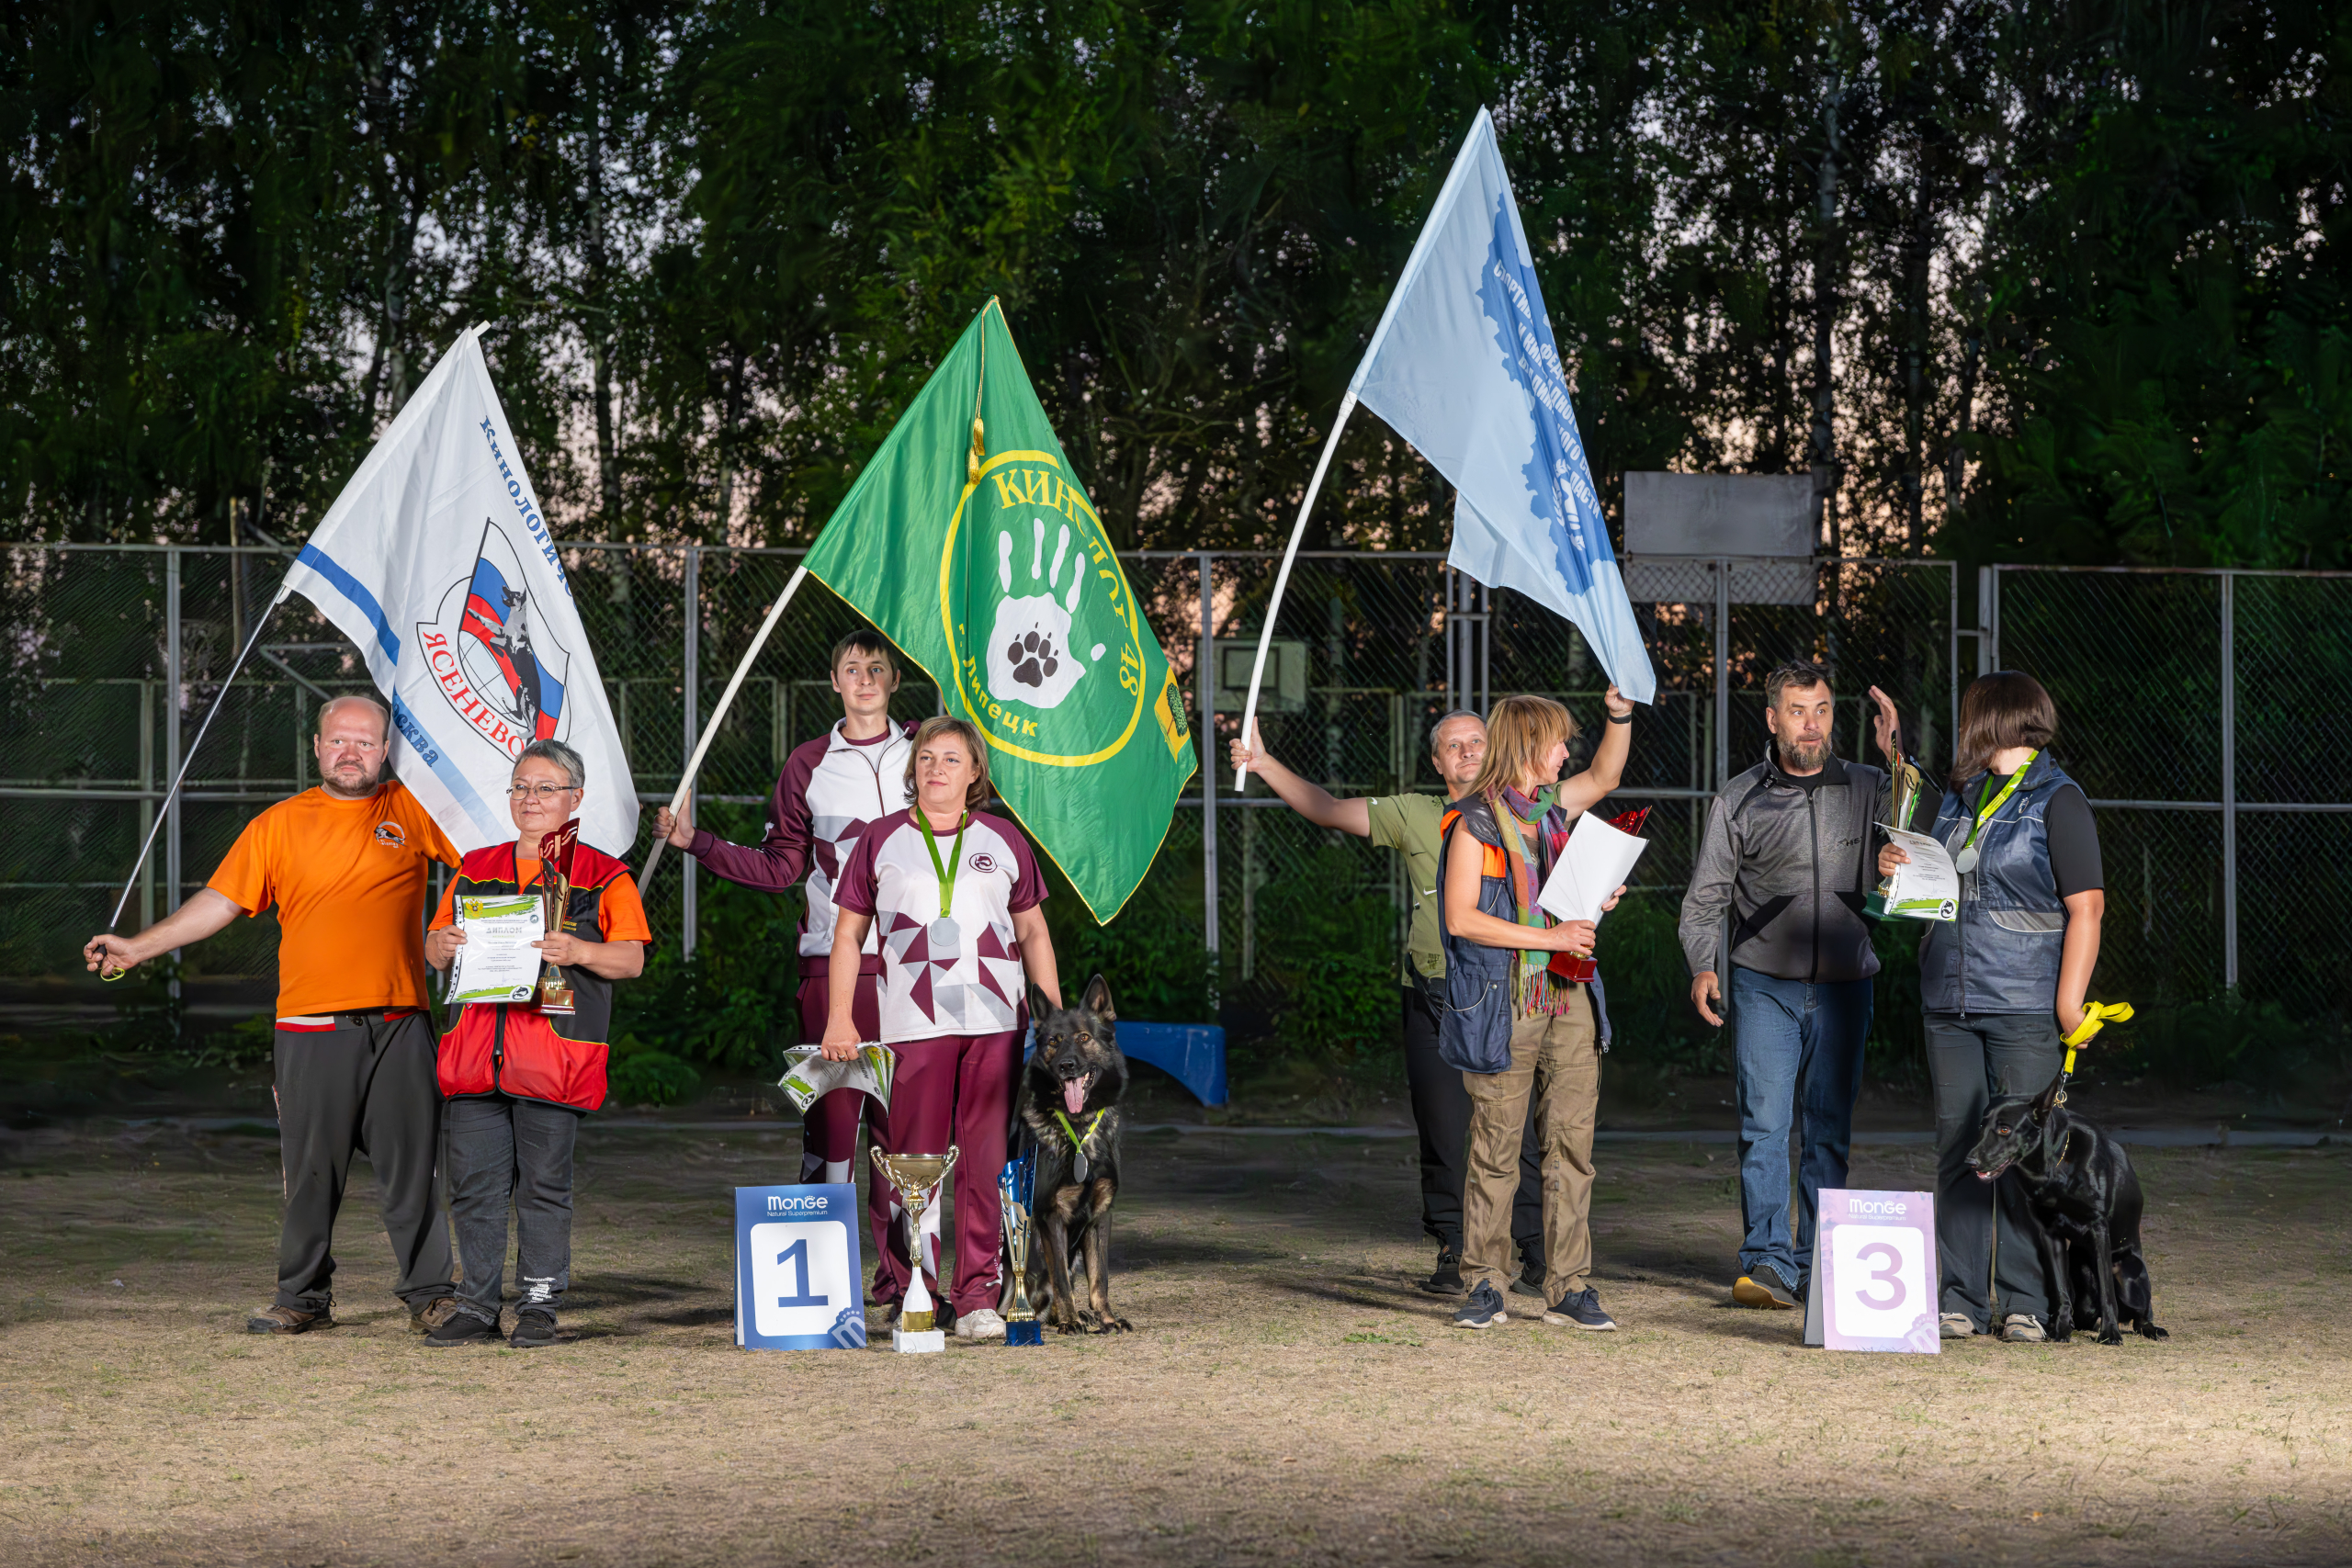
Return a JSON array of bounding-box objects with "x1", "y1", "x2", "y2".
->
[
  {"x1": 1879, "y1": 671, "x2": 2105, "y2": 1344},
  {"x1": 1437, "y1": 689, "x2": 1632, "y2": 1332},
  {"x1": 421, "y1": 739, "x2": 650, "y2": 1348}
]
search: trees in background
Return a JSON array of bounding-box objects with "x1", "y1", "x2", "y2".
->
[{"x1": 3, "y1": 0, "x2": 2345, "y2": 566}]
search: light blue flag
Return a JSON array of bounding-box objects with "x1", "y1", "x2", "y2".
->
[{"x1": 1350, "y1": 107, "x2": 1656, "y2": 704}]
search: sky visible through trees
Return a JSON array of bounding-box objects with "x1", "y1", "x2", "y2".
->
[{"x1": 4, "y1": 0, "x2": 2346, "y2": 567}]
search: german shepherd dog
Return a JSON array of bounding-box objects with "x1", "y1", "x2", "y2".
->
[
  {"x1": 1967, "y1": 1079, "x2": 2168, "y2": 1344},
  {"x1": 1018, "y1": 975, "x2": 1131, "y2": 1334}
]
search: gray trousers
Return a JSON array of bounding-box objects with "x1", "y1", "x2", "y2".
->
[
  {"x1": 1926, "y1": 1011, "x2": 2064, "y2": 1328},
  {"x1": 446, "y1": 1094, "x2": 582, "y2": 1325},
  {"x1": 272, "y1": 1010, "x2": 455, "y2": 1312}
]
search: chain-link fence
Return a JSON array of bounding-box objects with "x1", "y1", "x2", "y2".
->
[
  {"x1": 1989, "y1": 564, "x2": 2352, "y2": 1033},
  {"x1": 4, "y1": 544, "x2": 2344, "y2": 1048}
]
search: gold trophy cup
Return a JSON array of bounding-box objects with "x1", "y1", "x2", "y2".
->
[
  {"x1": 536, "y1": 821, "x2": 578, "y2": 1015},
  {"x1": 871, "y1": 1146, "x2": 959, "y2": 1352},
  {"x1": 1863, "y1": 737, "x2": 1925, "y2": 920},
  {"x1": 999, "y1": 1152, "x2": 1043, "y2": 1347}
]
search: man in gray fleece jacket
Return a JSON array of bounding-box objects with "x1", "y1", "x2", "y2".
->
[{"x1": 1679, "y1": 660, "x2": 1901, "y2": 1310}]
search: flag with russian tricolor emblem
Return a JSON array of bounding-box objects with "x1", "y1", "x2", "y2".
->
[{"x1": 279, "y1": 325, "x2": 638, "y2": 854}]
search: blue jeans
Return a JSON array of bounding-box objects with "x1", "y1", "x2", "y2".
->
[{"x1": 1729, "y1": 967, "x2": 1872, "y2": 1288}]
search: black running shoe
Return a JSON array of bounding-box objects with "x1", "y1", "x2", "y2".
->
[
  {"x1": 424, "y1": 1311, "x2": 497, "y2": 1348},
  {"x1": 1453, "y1": 1280, "x2": 1509, "y2": 1330},
  {"x1": 509, "y1": 1308, "x2": 558, "y2": 1348},
  {"x1": 1419, "y1": 1247, "x2": 1464, "y2": 1296},
  {"x1": 1543, "y1": 1288, "x2": 1617, "y2": 1331},
  {"x1": 1510, "y1": 1259, "x2": 1547, "y2": 1299}
]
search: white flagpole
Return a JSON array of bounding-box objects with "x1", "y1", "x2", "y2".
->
[
  {"x1": 1233, "y1": 396, "x2": 1359, "y2": 790},
  {"x1": 107, "y1": 587, "x2": 289, "y2": 931},
  {"x1": 639, "y1": 564, "x2": 809, "y2": 894},
  {"x1": 1234, "y1": 115, "x2": 1499, "y2": 789}
]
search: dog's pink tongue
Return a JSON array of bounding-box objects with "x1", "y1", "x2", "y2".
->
[{"x1": 1063, "y1": 1077, "x2": 1089, "y2": 1114}]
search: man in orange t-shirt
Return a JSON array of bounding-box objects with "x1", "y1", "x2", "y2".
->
[{"x1": 84, "y1": 694, "x2": 463, "y2": 1336}]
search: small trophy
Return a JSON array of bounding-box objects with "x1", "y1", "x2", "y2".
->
[
  {"x1": 1548, "y1": 806, "x2": 1650, "y2": 986},
  {"x1": 999, "y1": 1152, "x2": 1044, "y2": 1347},
  {"x1": 536, "y1": 820, "x2": 578, "y2": 1015},
  {"x1": 871, "y1": 1145, "x2": 958, "y2": 1353},
  {"x1": 1863, "y1": 740, "x2": 1926, "y2": 919}
]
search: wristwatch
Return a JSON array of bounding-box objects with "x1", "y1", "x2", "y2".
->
[{"x1": 1607, "y1": 711, "x2": 1633, "y2": 725}]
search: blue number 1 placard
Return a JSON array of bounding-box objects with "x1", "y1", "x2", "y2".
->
[{"x1": 734, "y1": 1184, "x2": 867, "y2": 1350}]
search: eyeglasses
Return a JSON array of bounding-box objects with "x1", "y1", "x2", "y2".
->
[{"x1": 507, "y1": 783, "x2": 579, "y2": 799}]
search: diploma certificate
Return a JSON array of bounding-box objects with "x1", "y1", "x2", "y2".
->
[
  {"x1": 1876, "y1": 826, "x2": 1962, "y2": 922},
  {"x1": 447, "y1": 895, "x2": 548, "y2": 1004}
]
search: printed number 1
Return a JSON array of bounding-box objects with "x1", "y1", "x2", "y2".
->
[
  {"x1": 1855, "y1": 1242, "x2": 1906, "y2": 1310},
  {"x1": 773, "y1": 1238, "x2": 829, "y2": 1309}
]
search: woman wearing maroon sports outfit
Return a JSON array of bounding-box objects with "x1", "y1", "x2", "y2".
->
[{"x1": 825, "y1": 716, "x2": 1062, "y2": 1342}]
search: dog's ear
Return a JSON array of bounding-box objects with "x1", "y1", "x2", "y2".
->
[
  {"x1": 1028, "y1": 983, "x2": 1054, "y2": 1025},
  {"x1": 1082, "y1": 972, "x2": 1116, "y2": 1021},
  {"x1": 2031, "y1": 1073, "x2": 2065, "y2": 1115}
]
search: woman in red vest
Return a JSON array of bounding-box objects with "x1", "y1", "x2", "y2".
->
[{"x1": 422, "y1": 739, "x2": 650, "y2": 1348}]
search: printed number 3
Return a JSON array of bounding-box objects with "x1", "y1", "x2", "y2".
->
[
  {"x1": 1855, "y1": 1242, "x2": 1905, "y2": 1310},
  {"x1": 773, "y1": 1237, "x2": 829, "y2": 1309}
]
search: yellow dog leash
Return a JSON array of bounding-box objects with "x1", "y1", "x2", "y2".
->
[{"x1": 2052, "y1": 1000, "x2": 2134, "y2": 1105}]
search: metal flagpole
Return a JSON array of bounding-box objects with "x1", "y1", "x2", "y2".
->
[
  {"x1": 107, "y1": 584, "x2": 290, "y2": 931},
  {"x1": 1233, "y1": 392, "x2": 1356, "y2": 791},
  {"x1": 639, "y1": 564, "x2": 809, "y2": 894}
]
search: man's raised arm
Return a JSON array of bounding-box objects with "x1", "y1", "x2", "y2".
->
[{"x1": 1227, "y1": 723, "x2": 1371, "y2": 838}]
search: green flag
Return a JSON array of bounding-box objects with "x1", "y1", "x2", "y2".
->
[{"x1": 805, "y1": 300, "x2": 1198, "y2": 922}]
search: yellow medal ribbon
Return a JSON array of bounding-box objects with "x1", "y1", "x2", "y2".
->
[{"x1": 1951, "y1": 749, "x2": 2039, "y2": 874}]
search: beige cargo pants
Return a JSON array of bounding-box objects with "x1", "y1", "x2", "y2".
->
[{"x1": 1459, "y1": 986, "x2": 1600, "y2": 1303}]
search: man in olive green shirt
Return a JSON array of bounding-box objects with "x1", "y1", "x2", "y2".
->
[{"x1": 1231, "y1": 713, "x2": 1548, "y2": 1296}]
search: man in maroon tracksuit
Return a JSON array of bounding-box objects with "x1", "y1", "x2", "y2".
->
[{"x1": 655, "y1": 632, "x2": 913, "y2": 1190}]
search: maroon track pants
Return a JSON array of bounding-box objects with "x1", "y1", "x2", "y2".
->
[{"x1": 868, "y1": 1029, "x2": 1022, "y2": 1315}]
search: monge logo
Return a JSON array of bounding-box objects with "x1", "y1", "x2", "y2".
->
[
  {"x1": 415, "y1": 521, "x2": 572, "y2": 761},
  {"x1": 766, "y1": 1193, "x2": 827, "y2": 1215}
]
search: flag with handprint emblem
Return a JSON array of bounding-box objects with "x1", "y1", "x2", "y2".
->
[{"x1": 804, "y1": 300, "x2": 1198, "y2": 921}]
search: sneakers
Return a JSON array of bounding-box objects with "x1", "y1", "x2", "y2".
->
[
  {"x1": 954, "y1": 1307, "x2": 1008, "y2": 1342},
  {"x1": 1510, "y1": 1261, "x2": 1548, "y2": 1300},
  {"x1": 2000, "y1": 1314, "x2": 2049, "y2": 1343},
  {"x1": 424, "y1": 1311, "x2": 497, "y2": 1348},
  {"x1": 408, "y1": 1295, "x2": 461, "y2": 1336},
  {"x1": 247, "y1": 1303, "x2": 332, "y2": 1336},
  {"x1": 507, "y1": 1316, "x2": 557, "y2": 1354},
  {"x1": 1732, "y1": 1266, "x2": 1798, "y2": 1310},
  {"x1": 1419, "y1": 1247, "x2": 1464, "y2": 1296},
  {"x1": 1940, "y1": 1313, "x2": 1978, "y2": 1339},
  {"x1": 1543, "y1": 1288, "x2": 1618, "y2": 1331},
  {"x1": 509, "y1": 1308, "x2": 559, "y2": 1348},
  {"x1": 1453, "y1": 1280, "x2": 1509, "y2": 1330}
]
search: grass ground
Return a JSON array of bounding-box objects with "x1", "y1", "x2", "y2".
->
[{"x1": 1, "y1": 1115, "x2": 2347, "y2": 1566}]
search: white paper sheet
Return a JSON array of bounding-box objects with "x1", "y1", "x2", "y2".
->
[
  {"x1": 1876, "y1": 825, "x2": 1961, "y2": 922},
  {"x1": 447, "y1": 893, "x2": 547, "y2": 1004},
  {"x1": 1536, "y1": 811, "x2": 1650, "y2": 926}
]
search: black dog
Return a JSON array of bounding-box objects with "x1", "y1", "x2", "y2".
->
[
  {"x1": 1967, "y1": 1079, "x2": 2168, "y2": 1344},
  {"x1": 1018, "y1": 975, "x2": 1132, "y2": 1334}
]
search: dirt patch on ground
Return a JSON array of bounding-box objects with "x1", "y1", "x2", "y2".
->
[{"x1": 0, "y1": 1117, "x2": 2347, "y2": 1566}]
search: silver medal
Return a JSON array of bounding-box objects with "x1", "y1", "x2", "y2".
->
[
  {"x1": 1074, "y1": 1148, "x2": 1090, "y2": 1184},
  {"x1": 1953, "y1": 845, "x2": 1979, "y2": 874}
]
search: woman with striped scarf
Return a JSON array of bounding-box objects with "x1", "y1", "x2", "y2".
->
[{"x1": 1437, "y1": 690, "x2": 1634, "y2": 1331}]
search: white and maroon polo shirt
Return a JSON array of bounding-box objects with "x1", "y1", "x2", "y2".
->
[
  {"x1": 831, "y1": 808, "x2": 1046, "y2": 1043},
  {"x1": 689, "y1": 718, "x2": 915, "y2": 964}
]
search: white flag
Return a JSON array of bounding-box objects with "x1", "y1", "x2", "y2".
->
[{"x1": 281, "y1": 326, "x2": 639, "y2": 855}]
